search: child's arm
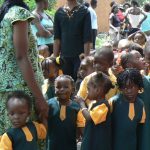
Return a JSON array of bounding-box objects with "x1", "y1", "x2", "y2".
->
[
  {"x1": 75, "y1": 96, "x2": 92, "y2": 122},
  {"x1": 75, "y1": 96, "x2": 109, "y2": 125}
]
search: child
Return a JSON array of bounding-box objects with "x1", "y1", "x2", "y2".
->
[
  {"x1": 75, "y1": 72, "x2": 114, "y2": 150},
  {"x1": 144, "y1": 42, "x2": 150, "y2": 76},
  {"x1": 0, "y1": 91, "x2": 47, "y2": 150},
  {"x1": 78, "y1": 46, "x2": 118, "y2": 102},
  {"x1": 75, "y1": 56, "x2": 94, "y2": 93},
  {"x1": 41, "y1": 57, "x2": 61, "y2": 99},
  {"x1": 110, "y1": 68, "x2": 146, "y2": 150},
  {"x1": 128, "y1": 31, "x2": 147, "y2": 48},
  {"x1": 46, "y1": 75, "x2": 85, "y2": 150},
  {"x1": 120, "y1": 52, "x2": 150, "y2": 150}
]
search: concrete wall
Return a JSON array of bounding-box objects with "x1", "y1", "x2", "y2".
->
[{"x1": 55, "y1": 0, "x2": 125, "y2": 32}]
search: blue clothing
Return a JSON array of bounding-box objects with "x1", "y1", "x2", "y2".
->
[
  {"x1": 141, "y1": 12, "x2": 150, "y2": 32},
  {"x1": 31, "y1": 14, "x2": 54, "y2": 46}
]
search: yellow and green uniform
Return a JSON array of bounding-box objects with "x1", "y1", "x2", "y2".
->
[
  {"x1": 0, "y1": 121, "x2": 46, "y2": 150},
  {"x1": 137, "y1": 76, "x2": 150, "y2": 150},
  {"x1": 46, "y1": 97, "x2": 85, "y2": 150},
  {"x1": 81, "y1": 99, "x2": 112, "y2": 150},
  {"x1": 110, "y1": 94, "x2": 146, "y2": 150},
  {"x1": 77, "y1": 69, "x2": 119, "y2": 105}
]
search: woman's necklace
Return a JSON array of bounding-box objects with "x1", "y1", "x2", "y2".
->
[{"x1": 63, "y1": 3, "x2": 81, "y2": 18}]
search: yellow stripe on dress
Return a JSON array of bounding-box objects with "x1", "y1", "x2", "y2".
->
[
  {"x1": 22, "y1": 126, "x2": 33, "y2": 141},
  {"x1": 128, "y1": 103, "x2": 135, "y2": 120},
  {"x1": 60, "y1": 105, "x2": 66, "y2": 121}
]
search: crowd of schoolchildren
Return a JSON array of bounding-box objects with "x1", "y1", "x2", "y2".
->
[{"x1": 0, "y1": 0, "x2": 150, "y2": 150}]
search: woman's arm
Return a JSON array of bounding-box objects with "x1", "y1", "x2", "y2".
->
[
  {"x1": 32, "y1": 15, "x2": 52, "y2": 38},
  {"x1": 13, "y1": 21, "x2": 48, "y2": 117},
  {"x1": 109, "y1": 14, "x2": 118, "y2": 31},
  {"x1": 138, "y1": 10, "x2": 147, "y2": 28}
]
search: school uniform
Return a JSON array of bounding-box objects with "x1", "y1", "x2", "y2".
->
[
  {"x1": 77, "y1": 69, "x2": 119, "y2": 105},
  {"x1": 137, "y1": 76, "x2": 150, "y2": 150},
  {"x1": 81, "y1": 99, "x2": 112, "y2": 150},
  {"x1": 46, "y1": 97, "x2": 85, "y2": 150},
  {"x1": 110, "y1": 94, "x2": 146, "y2": 150},
  {"x1": 0, "y1": 121, "x2": 46, "y2": 150}
]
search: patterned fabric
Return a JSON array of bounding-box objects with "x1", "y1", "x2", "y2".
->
[
  {"x1": 0, "y1": 6, "x2": 44, "y2": 150},
  {"x1": 0, "y1": 6, "x2": 44, "y2": 92}
]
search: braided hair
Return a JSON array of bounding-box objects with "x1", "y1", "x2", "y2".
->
[
  {"x1": 90, "y1": 72, "x2": 114, "y2": 95},
  {"x1": 55, "y1": 75, "x2": 75, "y2": 88},
  {"x1": 117, "y1": 68, "x2": 143, "y2": 90},
  {"x1": 0, "y1": 0, "x2": 29, "y2": 23},
  {"x1": 6, "y1": 91, "x2": 31, "y2": 110}
]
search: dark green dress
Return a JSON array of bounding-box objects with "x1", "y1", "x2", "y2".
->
[
  {"x1": 46, "y1": 97, "x2": 81, "y2": 150},
  {"x1": 111, "y1": 94, "x2": 145, "y2": 150},
  {"x1": 0, "y1": 121, "x2": 46, "y2": 150},
  {"x1": 137, "y1": 76, "x2": 150, "y2": 150},
  {"x1": 81, "y1": 100, "x2": 112, "y2": 150}
]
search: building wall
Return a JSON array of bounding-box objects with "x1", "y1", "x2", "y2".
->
[{"x1": 55, "y1": 0, "x2": 125, "y2": 32}]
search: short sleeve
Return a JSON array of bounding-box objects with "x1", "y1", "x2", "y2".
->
[
  {"x1": 54, "y1": 9, "x2": 61, "y2": 40},
  {"x1": 0, "y1": 133, "x2": 12, "y2": 150},
  {"x1": 33, "y1": 122, "x2": 47, "y2": 139},
  {"x1": 76, "y1": 110, "x2": 85, "y2": 127},
  {"x1": 140, "y1": 107, "x2": 146, "y2": 123},
  {"x1": 83, "y1": 10, "x2": 92, "y2": 43},
  {"x1": 10, "y1": 6, "x2": 34, "y2": 24},
  {"x1": 90, "y1": 103, "x2": 108, "y2": 125},
  {"x1": 77, "y1": 76, "x2": 89, "y2": 99}
]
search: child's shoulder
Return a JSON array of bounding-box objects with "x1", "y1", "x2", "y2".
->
[
  {"x1": 48, "y1": 97, "x2": 58, "y2": 105},
  {"x1": 69, "y1": 100, "x2": 80, "y2": 111},
  {"x1": 109, "y1": 94, "x2": 121, "y2": 103},
  {"x1": 136, "y1": 97, "x2": 145, "y2": 106}
]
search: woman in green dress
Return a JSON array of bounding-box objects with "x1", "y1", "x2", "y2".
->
[{"x1": 0, "y1": 0, "x2": 48, "y2": 143}]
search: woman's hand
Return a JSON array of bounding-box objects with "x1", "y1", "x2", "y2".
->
[{"x1": 35, "y1": 97, "x2": 49, "y2": 118}]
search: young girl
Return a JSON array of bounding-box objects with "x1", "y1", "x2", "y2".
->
[
  {"x1": 46, "y1": 75, "x2": 84, "y2": 150},
  {"x1": 75, "y1": 72, "x2": 114, "y2": 150},
  {"x1": 0, "y1": 91, "x2": 47, "y2": 150},
  {"x1": 110, "y1": 68, "x2": 146, "y2": 150},
  {"x1": 75, "y1": 56, "x2": 94, "y2": 93},
  {"x1": 41, "y1": 57, "x2": 61, "y2": 99}
]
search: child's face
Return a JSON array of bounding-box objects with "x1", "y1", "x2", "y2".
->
[
  {"x1": 134, "y1": 33, "x2": 146, "y2": 46},
  {"x1": 87, "y1": 80, "x2": 103, "y2": 100},
  {"x1": 55, "y1": 78, "x2": 73, "y2": 101},
  {"x1": 144, "y1": 51, "x2": 150, "y2": 66},
  {"x1": 42, "y1": 60, "x2": 58, "y2": 79},
  {"x1": 94, "y1": 54, "x2": 111, "y2": 74},
  {"x1": 121, "y1": 81, "x2": 139, "y2": 102},
  {"x1": 79, "y1": 60, "x2": 93, "y2": 78},
  {"x1": 131, "y1": 51, "x2": 145, "y2": 70},
  {"x1": 7, "y1": 98, "x2": 30, "y2": 128}
]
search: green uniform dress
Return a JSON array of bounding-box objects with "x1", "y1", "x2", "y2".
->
[
  {"x1": 46, "y1": 97, "x2": 84, "y2": 150},
  {"x1": 137, "y1": 76, "x2": 150, "y2": 150},
  {"x1": 111, "y1": 94, "x2": 146, "y2": 150},
  {"x1": 81, "y1": 100, "x2": 112, "y2": 150},
  {"x1": 0, "y1": 6, "x2": 44, "y2": 134},
  {"x1": 0, "y1": 121, "x2": 46, "y2": 150}
]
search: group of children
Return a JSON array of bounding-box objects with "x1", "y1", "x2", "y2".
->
[{"x1": 0, "y1": 34, "x2": 150, "y2": 150}]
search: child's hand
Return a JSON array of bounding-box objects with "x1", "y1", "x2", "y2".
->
[{"x1": 75, "y1": 96, "x2": 85, "y2": 105}]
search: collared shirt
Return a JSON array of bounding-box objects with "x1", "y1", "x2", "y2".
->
[{"x1": 54, "y1": 5, "x2": 92, "y2": 57}]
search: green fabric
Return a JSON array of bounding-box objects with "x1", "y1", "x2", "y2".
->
[
  {"x1": 137, "y1": 76, "x2": 150, "y2": 150},
  {"x1": 81, "y1": 100, "x2": 112, "y2": 150},
  {"x1": 46, "y1": 97, "x2": 80, "y2": 150},
  {"x1": 111, "y1": 94, "x2": 145, "y2": 150},
  {"x1": 6, "y1": 122, "x2": 38, "y2": 150},
  {"x1": 46, "y1": 84, "x2": 55, "y2": 100},
  {"x1": 0, "y1": 6, "x2": 45, "y2": 150},
  {"x1": 0, "y1": 6, "x2": 44, "y2": 92}
]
